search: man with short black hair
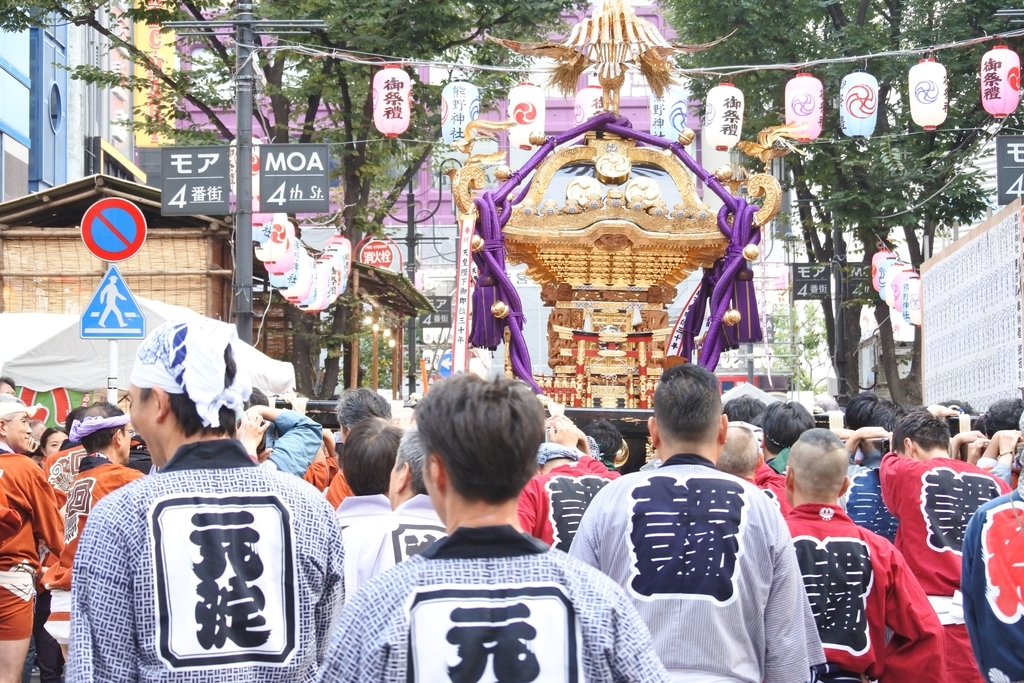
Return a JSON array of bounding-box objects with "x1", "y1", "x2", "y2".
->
[
  {"x1": 571, "y1": 363, "x2": 824, "y2": 683},
  {"x1": 67, "y1": 318, "x2": 344, "y2": 682},
  {"x1": 581, "y1": 418, "x2": 624, "y2": 470},
  {"x1": 0, "y1": 378, "x2": 15, "y2": 396},
  {"x1": 785, "y1": 429, "x2": 945, "y2": 683},
  {"x1": 723, "y1": 395, "x2": 767, "y2": 425},
  {"x1": 982, "y1": 398, "x2": 1024, "y2": 435},
  {"x1": 881, "y1": 410, "x2": 1010, "y2": 683},
  {"x1": 316, "y1": 374, "x2": 669, "y2": 682},
  {"x1": 761, "y1": 400, "x2": 815, "y2": 474},
  {"x1": 327, "y1": 389, "x2": 394, "y2": 508},
  {"x1": 335, "y1": 417, "x2": 402, "y2": 521}
]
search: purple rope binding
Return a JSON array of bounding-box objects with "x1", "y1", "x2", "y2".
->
[{"x1": 471, "y1": 113, "x2": 764, "y2": 392}]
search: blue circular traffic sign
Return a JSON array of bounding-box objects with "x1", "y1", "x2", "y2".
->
[
  {"x1": 81, "y1": 198, "x2": 147, "y2": 262},
  {"x1": 438, "y1": 351, "x2": 453, "y2": 378}
]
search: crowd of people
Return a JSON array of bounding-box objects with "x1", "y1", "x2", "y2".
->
[{"x1": 0, "y1": 317, "x2": 1022, "y2": 683}]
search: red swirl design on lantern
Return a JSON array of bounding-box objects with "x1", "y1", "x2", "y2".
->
[
  {"x1": 845, "y1": 84, "x2": 877, "y2": 119},
  {"x1": 513, "y1": 102, "x2": 537, "y2": 125},
  {"x1": 1010, "y1": 66, "x2": 1021, "y2": 92}
]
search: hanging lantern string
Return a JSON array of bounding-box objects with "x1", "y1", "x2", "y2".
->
[{"x1": 257, "y1": 28, "x2": 1024, "y2": 78}]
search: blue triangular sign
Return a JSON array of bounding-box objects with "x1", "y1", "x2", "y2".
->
[{"x1": 80, "y1": 264, "x2": 146, "y2": 339}]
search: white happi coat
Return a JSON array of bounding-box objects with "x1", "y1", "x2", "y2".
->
[
  {"x1": 339, "y1": 494, "x2": 446, "y2": 602},
  {"x1": 67, "y1": 439, "x2": 344, "y2": 683},
  {"x1": 569, "y1": 453, "x2": 825, "y2": 683},
  {"x1": 316, "y1": 525, "x2": 670, "y2": 683}
]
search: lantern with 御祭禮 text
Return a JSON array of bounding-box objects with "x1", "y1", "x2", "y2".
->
[
  {"x1": 909, "y1": 58, "x2": 948, "y2": 130},
  {"x1": 981, "y1": 45, "x2": 1021, "y2": 119},
  {"x1": 574, "y1": 85, "x2": 603, "y2": 125},
  {"x1": 839, "y1": 71, "x2": 878, "y2": 138},
  {"x1": 785, "y1": 72, "x2": 824, "y2": 142},
  {"x1": 508, "y1": 82, "x2": 545, "y2": 150},
  {"x1": 441, "y1": 80, "x2": 480, "y2": 144},
  {"x1": 372, "y1": 65, "x2": 412, "y2": 138},
  {"x1": 703, "y1": 82, "x2": 744, "y2": 151}
]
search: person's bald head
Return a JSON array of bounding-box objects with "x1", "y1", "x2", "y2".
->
[
  {"x1": 719, "y1": 426, "x2": 759, "y2": 480},
  {"x1": 786, "y1": 428, "x2": 850, "y2": 504}
]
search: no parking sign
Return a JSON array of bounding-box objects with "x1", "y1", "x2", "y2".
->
[{"x1": 80, "y1": 198, "x2": 147, "y2": 262}]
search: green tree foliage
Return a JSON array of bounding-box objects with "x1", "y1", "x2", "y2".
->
[
  {"x1": 0, "y1": 0, "x2": 582, "y2": 396},
  {"x1": 663, "y1": 0, "x2": 1021, "y2": 404}
]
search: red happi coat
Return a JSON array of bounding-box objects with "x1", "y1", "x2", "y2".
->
[
  {"x1": 517, "y1": 456, "x2": 619, "y2": 551},
  {"x1": 880, "y1": 453, "x2": 1011, "y2": 683},
  {"x1": 787, "y1": 503, "x2": 945, "y2": 683},
  {"x1": 43, "y1": 458, "x2": 144, "y2": 591},
  {"x1": 755, "y1": 462, "x2": 793, "y2": 515}
]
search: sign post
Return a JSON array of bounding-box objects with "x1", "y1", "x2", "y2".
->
[
  {"x1": 80, "y1": 198, "x2": 148, "y2": 403},
  {"x1": 160, "y1": 146, "x2": 231, "y2": 216},
  {"x1": 259, "y1": 144, "x2": 330, "y2": 213},
  {"x1": 791, "y1": 263, "x2": 832, "y2": 301},
  {"x1": 997, "y1": 135, "x2": 1024, "y2": 205}
]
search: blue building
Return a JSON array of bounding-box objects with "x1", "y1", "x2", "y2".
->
[
  {"x1": 0, "y1": 29, "x2": 32, "y2": 201},
  {"x1": 29, "y1": 17, "x2": 68, "y2": 192},
  {"x1": 0, "y1": 20, "x2": 69, "y2": 200}
]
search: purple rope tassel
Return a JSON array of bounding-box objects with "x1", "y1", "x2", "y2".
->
[{"x1": 471, "y1": 113, "x2": 765, "y2": 392}]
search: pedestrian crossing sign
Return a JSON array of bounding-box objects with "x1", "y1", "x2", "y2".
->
[{"x1": 80, "y1": 264, "x2": 146, "y2": 339}]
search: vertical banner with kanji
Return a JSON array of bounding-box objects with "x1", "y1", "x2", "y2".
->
[{"x1": 450, "y1": 216, "x2": 475, "y2": 375}]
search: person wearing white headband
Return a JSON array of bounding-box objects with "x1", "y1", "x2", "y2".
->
[
  {"x1": 66, "y1": 318, "x2": 345, "y2": 683},
  {"x1": 0, "y1": 395, "x2": 64, "y2": 683}
]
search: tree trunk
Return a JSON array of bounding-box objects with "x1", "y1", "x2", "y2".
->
[
  {"x1": 320, "y1": 305, "x2": 348, "y2": 398},
  {"x1": 286, "y1": 305, "x2": 316, "y2": 396},
  {"x1": 873, "y1": 301, "x2": 907, "y2": 405}
]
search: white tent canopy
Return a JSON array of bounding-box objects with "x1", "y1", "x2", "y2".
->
[
  {"x1": 720, "y1": 382, "x2": 782, "y2": 406},
  {"x1": 0, "y1": 297, "x2": 295, "y2": 394}
]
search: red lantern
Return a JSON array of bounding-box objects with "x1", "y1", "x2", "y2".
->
[
  {"x1": 981, "y1": 45, "x2": 1021, "y2": 119},
  {"x1": 785, "y1": 73, "x2": 824, "y2": 142},
  {"x1": 372, "y1": 66, "x2": 412, "y2": 138}
]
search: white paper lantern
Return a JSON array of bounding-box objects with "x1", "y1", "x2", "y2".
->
[
  {"x1": 320, "y1": 236, "x2": 352, "y2": 296},
  {"x1": 884, "y1": 264, "x2": 912, "y2": 307},
  {"x1": 372, "y1": 65, "x2": 412, "y2": 138},
  {"x1": 704, "y1": 82, "x2": 744, "y2": 151},
  {"x1": 574, "y1": 85, "x2": 603, "y2": 125},
  {"x1": 256, "y1": 214, "x2": 295, "y2": 275},
  {"x1": 785, "y1": 72, "x2": 824, "y2": 142},
  {"x1": 909, "y1": 58, "x2": 948, "y2": 130},
  {"x1": 839, "y1": 71, "x2": 879, "y2": 138},
  {"x1": 280, "y1": 249, "x2": 316, "y2": 302},
  {"x1": 508, "y1": 82, "x2": 545, "y2": 150},
  {"x1": 298, "y1": 263, "x2": 333, "y2": 312},
  {"x1": 981, "y1": 45, "x2": 1021, "y2": 119},
  {"x1": 441, "y1": 80, "x2": 480, "y2": 144},
  {"x1": 876, "y1": 259, "x2": 903, "y2": 302},
  {"x1": 906, "y1": 278, "x2": 922, "y2": 325}
]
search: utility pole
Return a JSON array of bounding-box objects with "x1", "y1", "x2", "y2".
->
[
  {"x1": 234, "y1": 2, "x2": 255, "y2": 344},
  {"x1": 407, "y1": 182, "x2": 418, "y2": 397},
  {"x1": 833, "y1": 219, "x2": 848, "y2": 400},
  {"x1": 165, "y1": 9, "x2": 325, "y2": 344}
]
